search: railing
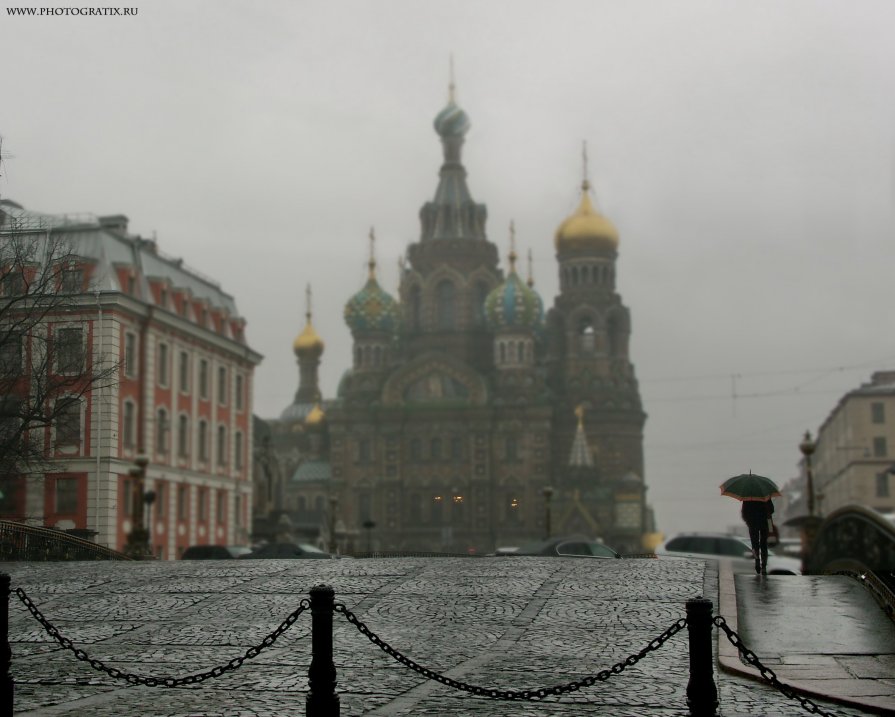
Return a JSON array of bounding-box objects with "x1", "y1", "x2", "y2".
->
[
  {"x1": 0, "y1": 574, "x2": 844, "y2": 717},
  {"x1": 0, "y1": 521, "x2": 131, "y2": 562},
  {"x1": 808, "y1": 505, "x2": 895, "y2": 594}
]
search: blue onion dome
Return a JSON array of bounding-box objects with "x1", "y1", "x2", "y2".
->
[
  {"x1": 434, "y1": 81, "x2": 470, "y2": 138},
  {"x1": 485, "y1": 229, "x2": 543, "y2": 331},
  {"x1": 344, "y1": 231, "x2": 399, "y2": 334}
]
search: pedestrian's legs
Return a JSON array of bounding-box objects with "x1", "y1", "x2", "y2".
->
[
  {"x1": 758, "y1": 523, "x2": 769, "y2": 573},
  {"x1": 747, "y1": 523, "x2": 761, "y2": 573}
]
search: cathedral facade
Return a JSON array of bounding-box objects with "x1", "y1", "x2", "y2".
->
[{"x1": 273, "y1": 89, "x2": 650, "y2": 555}]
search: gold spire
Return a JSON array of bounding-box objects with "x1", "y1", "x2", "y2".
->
[
  {"x1": 575, "y1": 404, "x2": 585, "y2": 428},
  {"x1": 368, "y1": 227, "x2": 377, "y2": 280},
  {"x1": 582, "y1": 140, "x2": 590, "y2": 192},
  {"x1": 293, "y1": 283, "x2": 324, "y2": 356},
  {"x1": 526, "y1": 249, "x2": 534, "y2": 288},
  {"x1": 508, "y1": 220, "x2": 517, "y2": 273}
]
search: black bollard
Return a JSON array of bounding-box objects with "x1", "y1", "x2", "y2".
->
[
  {"x1": 686, "y1": 596, "x2": 718, "y2": 717},
  {"x1": 306, "y1": 584, "x2": 339, "y2": 717},
  {"x1": 1, "y1": 573, "x2": 13, "y2": 715}
]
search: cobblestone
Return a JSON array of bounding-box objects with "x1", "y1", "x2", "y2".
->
[{"x1": 1, "y1": 557, "x2": 875, "y2": 715}]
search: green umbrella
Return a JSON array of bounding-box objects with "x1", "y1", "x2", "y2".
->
[{"x1": 720, "y1": 472, "x2": 781, "y2": 502}]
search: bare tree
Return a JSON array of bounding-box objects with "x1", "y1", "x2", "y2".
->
[{"x1": 0, "y1": 156, "x2": 119, "y2": 515}]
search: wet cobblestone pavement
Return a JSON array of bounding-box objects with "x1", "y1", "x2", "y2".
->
[{"x1": 2, "y1": 558, "x2": 875, "y2": 715}]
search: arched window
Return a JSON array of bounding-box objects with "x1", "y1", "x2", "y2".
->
[
  {"x1": 517, "y1": 341, "x2": 525, "y2": 363},
  {"x1": 571, "y1": 267, "x2": 579, "y2": 286},
  {"x1": 410, "y1": 285, "x2": 422, "y2": 331},
  {"x1": 499, "y1": 342, "x2": 506, "y2": 363},
  {"x1": 363, "y1": 345, "x2": 372, "y2": 366},
  {"x1": 579, "y1": 319, "x2": 596, "y2": 354},
  {"x1": 474, "y1": 281, "x2": 489, "y2": 325},
  {"x1": 436, "y1": 280, "x2": 455, "y2": 329}
]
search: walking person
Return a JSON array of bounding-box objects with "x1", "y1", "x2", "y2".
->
[{"x1": 741, "y1": 499, "x2": 774, "y2": 574}]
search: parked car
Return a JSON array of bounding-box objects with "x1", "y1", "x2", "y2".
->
[
  {"x1": 512, "y1": 535, "x2": 621, "y2": 559},
  {"x1": 181, "y1": 545, "x2": 252, "y2": 560},
  {"x1": 237, "y1": 542, "x2": 333, "y2": 559},
  {"x1": 655, "y1": 533, "x2": 801, "y2": 574}
]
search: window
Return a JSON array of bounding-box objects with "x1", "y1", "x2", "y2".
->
[
  {"x1": 177, "y1": 415, "x2": 189, "y2": 457},
  {"x1": 431, "y1": 494, "x2": 443, "y2": 524},
  {"x1": 158, "y1": 343, "x2": 169, "y2": 386},
  {"x1": 55, "y1": 477, "x2": 78, "y2": 514},
  {"x1": 55, "y1": 398, "x2": 81, "y2": 447},
  {"x1": 155, "y1": 408, "x2": 169, "y2": 453},
  {"x1": 199, "y1": 359, "x2": 209, "y2": 400},
  {"x1": 2, "y1": 271, "x2": 25, "y2": 297},
  {"x1": 124, "y1": 332, "x2": 137, "y2": 378},
  {"x1": 122, "y1": 401, "x2": 135, "y2": 449},
  {"x1": 177, "y1": 485, "x2": 187, "y2": 521},
  {"x1": 235, "y1": 374, "x2": 244, "y2": 411},
  {"x1": 578, "y1": 321, "x2": 596, "y2": 354},
  {"x1": 0, "y1": 399, "x2": 22, "y2": 446},
  {"x1": 234, "y1": 494, "x2": 242, "y2": 526},
  {"x1": 873, "y1": 437, "x2": 888, "y2": 458},
  {"x1": 234, "y1": 431, "x2": 243, "y2": 470},
  {"x1": 155, "y1": 482, "x2": 165, "y2": 518},
  {"x1": 430, "y1": 437, "x2": 441, "y2": 460},
  {"x1": 0, "y1": 332, "x2": 23, "y2": 377},
  {"x1": 216, "y1": 490, "x2": 225, "y2": 524},
  {"x1": 872, "y1": 402, "x2": 885, "y2": 424},
  {"x1": 178, "y1": 351, "x2": 189, "y2": 393},
  {"x1": 123, "y1": 479, "x2": 133, "y2": 517},
  {"x1": 61, "y1": 268, "x2": 83, "y2": 294},
  {"x1": 217, "y1": 425, "x2": 227, "y2": 465},
  {"x1": 198, "y1": 420, "x2": 208, "y2": 462},
  {"x1": 160, "y1": 287, "x2": 168, "y2": 308},
  {"x1": 56, "y1": 327, "x2": 83, "y2": 374},
  {"x1": 474, "y1": 281, "x2": 489, "y2": 326},
  {"x1": 876, "y1": 472, "x2": 890, "y2": 498},
  {"x1": 436, "y1": 280, "x2": 455, "y2": 330},
  {"x1": 197, "y1": 488, "x2": 207, "y2": 521},
  {"x1": 451, "y1": 437, "x2": 463, "y2": 461},
  {"x1": 217, "y1": 366, "x2": 227, "y2": 404}
]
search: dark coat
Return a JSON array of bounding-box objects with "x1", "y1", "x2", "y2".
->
[{"x1": 741, "y1": 500, "x2": 774, "y2": 527}]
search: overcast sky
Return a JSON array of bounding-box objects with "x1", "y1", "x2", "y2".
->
[{"x1": 2, "y1": 0, "x2": 894, "y2": 538}]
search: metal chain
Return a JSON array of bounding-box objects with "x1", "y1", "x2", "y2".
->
[
  {"x1": 14, "y1": 587, "x2": 310, "y2": 687},
  {"x1": 334, "y1": 602, "x2": 687, "y2": 701},
  {"x1": 713, "y1": 616, "x2": 840, "y2": 716}
]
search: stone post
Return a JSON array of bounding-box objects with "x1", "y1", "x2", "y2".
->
[
  {"x1": 686, "y1": 595, "x2": 718, "y2": 716},
  {"x1": 306, "y1": 584, "x2": 339, "y2": 717},
  {"x1": 1, "y1": 573, "x2": 13, "y2": 714}
]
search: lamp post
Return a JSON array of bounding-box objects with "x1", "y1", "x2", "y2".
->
[
  {"x1": 796, "y1": 431, "x2": 822, "y2": 573},
  {"x1": 799, "y1": 431, "x2": 816, "y2": 517},
  {"x1": 125, "y1": 454, "x2": 153, "y2": 559},
  {"x1": 542, "y1": 486, "x2": 554, "y2": 540},
  {"x1": 328, "y1": 496, "x2": 339, "y2": 555}
]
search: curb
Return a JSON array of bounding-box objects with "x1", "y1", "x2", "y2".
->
[{"x1": 717, "y1": 560, "x2": 894, "y2": 715}]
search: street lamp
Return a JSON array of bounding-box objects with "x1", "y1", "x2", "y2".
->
[
  {"x1": 328, "y1": 496, "x2": 339, "y2": 554},
  {"x1": 125, "y1": 454, "x2": 154, "y2": 559},
  {"x1": 542, "y1": 486, "x2": 554, "y2": 540},
  {"x1": 796, "y1": 430, "x2": 823, "y2": 573},
  {"x1": 799, "y1": 431, "x2": 816, "y2": 517}
]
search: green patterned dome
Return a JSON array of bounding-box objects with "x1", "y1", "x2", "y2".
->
[
  {"x1": 484, "y1": 270, "x2": 543, "y2": 332},
  {"x1": 344, "y1": 275, "x2": 399, "y2": 335}
]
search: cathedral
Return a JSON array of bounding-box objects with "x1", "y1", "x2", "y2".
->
[{"x1": 266, "y1": 85, "x2": 651, "y2": 555}]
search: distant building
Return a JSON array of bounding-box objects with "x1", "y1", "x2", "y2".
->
[
  {"x1": 268, "y1": 86, "x2": 652, "y2": 554},
  {"x1": 0, "y1": 199, "x2": 262, "y2": 557},
  {"x1": 807, "y1": 371, "x2": 895, "y2": 517}
]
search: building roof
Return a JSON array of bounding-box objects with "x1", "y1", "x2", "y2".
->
[
  {"x1": 0, "y1": 199, "x2": 249, "y2": 340},
  {"x1": 291, "y1": 459, "x2": 332, "y2": 484}
]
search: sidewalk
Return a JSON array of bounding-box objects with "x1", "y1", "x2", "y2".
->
[{"x1": 718, "y1": 560, "x2": 895, "y2": 714}]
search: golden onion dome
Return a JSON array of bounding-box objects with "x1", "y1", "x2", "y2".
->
[
  {"x1": 305, "y1": 402, "x2": 326, "y2": 428},
  {"x1": 554, "y1": 180, "x2": 618, "y2": 253},
  {"x1": 293, "y1": 318, "x2": 324, "y2": 358}
]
